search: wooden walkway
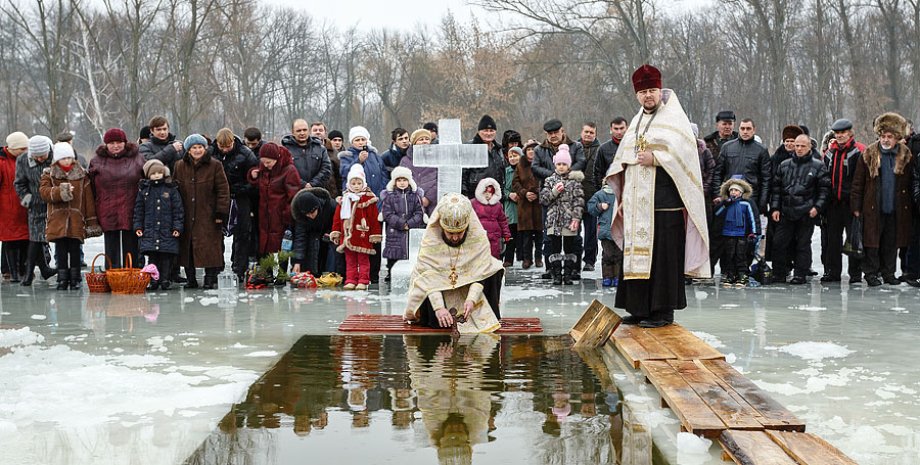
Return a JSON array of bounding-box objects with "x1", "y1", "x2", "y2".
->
[{"x1": 571, "y1": 300, "x2": 856, "y2": 465}]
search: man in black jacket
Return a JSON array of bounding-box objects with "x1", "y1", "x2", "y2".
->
[
  {"x1": 712, "y1": 118, "x2": 772, "y2": 219},
  {"x1": 820, "y1": 118, "x2": 863, "y2": 283},
  {"x1": 461, "y1": 114, "x2": 505, "y2": 199},
  {"x1": 211, "y1": 128, "x2": 259, "y2": 279},
  {"x1": 139, "y1": 115, "x2": 184, "y2": 171},
  {"x1": 579, "y1": 122, "x2": 601, "y2": 271},
  {"x1": 770, "y1": 135, "x2": 831, "y2": 284},
  {"x1": 281, "y1": 119, "x2": 332, "y2": 189},
  {"x1": 703, "y1": 110, "x2": 738, "y2": 165},
  {"x1": 594, "y1": 117, "x2": 628, "y2": 189}
]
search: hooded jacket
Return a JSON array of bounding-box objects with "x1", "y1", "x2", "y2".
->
[
  {"x1": 715, "y1": 179, "x2": 756, "y2": 237},
  {"x1": 133, "y1": 178, "x2": 184, "y2": 255},
  {"x1": 1, "y1": 147, "x2": 30, "y2": 242},
  {"x1": 39, "y1": 163, "x2": 100, "y2": 242},
  {"x1": 248, "y1": 146, "x2": 302, "y2": 255},
  {"x1": 380, "y1": 171, "x2": 425, "y2": 261},
  {"x1": 770, "y1": 152, "x2": 830, "y2": 221},
  {"x1": 472, "y1": 177, "x2": 511, "y2": 259},
  {"x1": 540, "y1": 170, "x2": 585, "y2": 236}
]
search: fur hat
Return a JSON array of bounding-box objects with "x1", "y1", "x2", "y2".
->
[
  {"x1": 475, "y1": 177, "x2": 502, "y2": 206},
  {"x1": 632, "y1": 64, "x2": 661, "y2": 93},
  {"x1": 553, "y1": 144, "x2": 572, "y2": 166},
  {"x1": 719, "y1": 177, "x2": 752, "y2": 200},
  {"x1": 6, "y1": 132, "x2": 28, "y2": 150},
  {"x1": 782, "y1": 125, "x2": 805, "y2": 141},
  {"x1": 103, "y1": 128, "x2": 128, "y2": 144},
  {"x1": 874, "y1": 112, "x2": 907, "y2": 140},
  {"x1": 478, "y1": 114, "x2": 497, "y2": 131},
  {"x1": 28, "y1": 135, "x2": 53, "y2": 158},
  {"x1": 387, "y1": 165, "x2": 417, "y2": 192},
  {"x1": 348, "y1": 126, "x2": 371, "y2": 143},
  {"x1": 409, "y1": 129, "x2": 431, "y2": 145},
  {"x1": 52, "y1": 142, "x2": 75, "y2": 162},
  {"x1": 346, "y1": 163, "x2": 366, "y2": 185},
  {"x1": 143, "y1": 159, "x2": 169, "y2": 178},
  {"x1": 183, "y1": 134, "x2": 207, "y2": 151}
]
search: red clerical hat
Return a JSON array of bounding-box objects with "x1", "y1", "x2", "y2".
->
[{"x1": 632, "y1": 64, "x2": 662, "y2": 93}]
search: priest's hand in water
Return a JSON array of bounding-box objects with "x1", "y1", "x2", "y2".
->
[{"x1": 435, "y1": 308, "x2": 454, "y2": 328}]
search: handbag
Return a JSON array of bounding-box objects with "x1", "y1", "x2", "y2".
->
[{"x1": 843, "y1": 216, "x2": 864, "y2": 259}]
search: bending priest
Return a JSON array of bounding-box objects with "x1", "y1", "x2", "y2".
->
[{"x1": 404, "y1": 193, "x2": 505, "y2": 332}]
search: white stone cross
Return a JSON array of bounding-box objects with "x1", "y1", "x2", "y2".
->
[{"x1": 387, "y1": 119, "x2": 489, "y2": 293}]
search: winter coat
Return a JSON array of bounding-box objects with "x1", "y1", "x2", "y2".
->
[
  {"x1": 461, "y1": 135, "x2": 506, "y2": 199},
  {"x1": 399, "y1": 146, "x2": 438, "y2": 216},
  {"x1": 248, "y1": 150, "x2": 302, "y2": 255},
  {"x1": 703, "y1": 130, "x2": 738, "y2": 164},
  {"x1": 380, "y1": 178, "x2": 424, "y2": 261},
  {"x1": 906, "y1": 132, "x2": 920, "y2": 157},
  {"x1": 821, "y1": 139, "x2": 862, "y2": 204},
  {"x1": 1, "y1": 147, "x2": 29, "y2": 242},
  {"x1": 540, "y1": 170, "x2": 585, "y2": 236},
  {"x1": 139, "y1": 133, "x2": 183, "y2": 171},
  {"x1": 587, "y1": 186, "x2": 616, "y2": 241},
  {"x1": 770, "y1": 153, "x2": 830, "y2": 221},
  {"x1": 88, "y1": 143, "x2": 145, "y2": 232},
  {"x1": 502, "y1": 165, "x2": 517, "y2": 225},
  {"x1": 381, "y1": 144, "x2": 408, "y2": 172},
  {"x1": 912, "y1": 153, "x2": 920, "y2": 209},
  {"x1": 340, "y1": 146, "x2": 389, "y2": 197},
  {"x1": 850, "y1": 142, "x2": 915, "y2": 249},
  {"x1": 330, "y1": 188, "x2": 382, "y2": 255},
  {"x1": 697, "y1": 139, "x2": 716, "y2": 198},
  {"x1": 174, "y1": 153, "x2": 231, "y2": 268},
  {"x1": 39, "y1": 163, "x2": 100, "y2": 242},
  {"x1": 512, "y1": 154, "x2": 541, "y2": 231},
  {"x1": 209, "y1": 136, "x2": 258, "y2": 198},
  {"x1": 579, "y1": 138, "x2": 601, "y2": 200},
  {"x1": 594, "y1": 138, "x2": 620, "y2": 190},
  {"x1": 133, "y1": 179, "x2": 184, "y2": 255},
  {"x1": 281, "y1": 134, "x2": 332, "y2": 188},
  {"x1": 712, "y1": 137, "x2": 772, "y2": 212},
  {"x1": 472, "y1": 178, "x2": 511, "y2": 258},
  {"x1": 324, "y1": 147, "x2": 342, "y2": 199},
  {"x1": 533, "y1": 137, "x2": 586, "y2": 184},
  {"x1": 14, "y1": 152, "x2": 52, "y2": 241},
  {"x1": 291, "y1": 187, "x2": 336, "y2": 263},
  {"x1": 716, "y1": 179, "x2": 756, "y2": 237}
]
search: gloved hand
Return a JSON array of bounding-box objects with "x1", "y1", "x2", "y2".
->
[
  {"x1": 20, "y1": 193, "x2": 32, "y2": 207},
  {"x1": 747, "y1": 234, "x2": 757, "y2": 243}
]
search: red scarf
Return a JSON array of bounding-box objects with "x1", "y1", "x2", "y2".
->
[
  {"x1": 60, "y1": 163, "x2": 74, "y2": 172},
  {"x1": 829, "y1": 139, "x2": 853, "y2": 201}
]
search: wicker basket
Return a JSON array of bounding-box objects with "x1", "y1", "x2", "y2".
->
[
  {"x1": 85, "y1": 253, "x2": 112, "y2": 293},
  {"x1": 107, "y1": 253, "x2": 151, "y2": 294}
]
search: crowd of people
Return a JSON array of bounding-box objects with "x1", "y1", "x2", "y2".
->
[{"x1": 2, "y1": 101, "x2": 920, "y2": 292}]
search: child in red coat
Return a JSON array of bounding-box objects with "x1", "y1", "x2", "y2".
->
[
  {"x1": 472, "y1": 177, "x2": 511, "y2": 259},
  {"x1": 331, "y1": 164, "x2": 382, "y2": 290}
]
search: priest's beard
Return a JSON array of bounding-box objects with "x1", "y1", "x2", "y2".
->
[{"x1": 441, "y1": 232, "x2": 468, "y2": 248}]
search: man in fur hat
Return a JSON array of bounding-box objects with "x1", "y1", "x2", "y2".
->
[
  {"x1": 851, "y1": 112, "x2": 916, "y2": 287},
  {"x1": 605, "y1": 64, "x2": 710, "y2": 328}
]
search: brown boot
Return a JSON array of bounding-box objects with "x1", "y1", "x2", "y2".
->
[{"x1": 522, "y1": 259, "x2": 532, "y2": 270}]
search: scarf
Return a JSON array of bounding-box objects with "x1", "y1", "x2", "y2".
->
[{"x1": 340, "y1": 190, "x2": 362, "y2": 220}]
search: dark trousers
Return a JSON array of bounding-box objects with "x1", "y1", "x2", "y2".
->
[
  {"x1": 863, "y1": 213, "x2": 898, "y2": 279},
  {"x1": 369, "y1": 243, "x2": 381, "y2": 283},
  {"x1": 54, "y1": 238, "x2": 81, "y2": 269},
  {"x1": 146, "y1": 252, "x2": 175, "y2": 283},
  {"x1": 773, "y1": 216, "x2": 815, "y2": 278},
  {"x1": 900, "y1": 216, "x2": 920, "y2": 277},
  {"x1": 1, "y1": 240, "x2": 28, "y2": 276},
  {"x1": 502, "y1": 224, "x2": 518, "y2": 263},
  {"x1": 230, "y1": 195, "x2": 254, "y2": 275},
  {"x1": 721, "y1": 236, "x2": 751, "y2": 280},
  {"x1": 582, "y1": 212, "x2": 598, "y2": 266},
  {"x1": 542, "y1": 206, "x2": 551, "y2": 264},
  {"x1": 600, "y1": 239, "x2": 622, "y2": 279},
  {"x1": 548, "y1": 235, "x2": 576, "y2": 256},
  {"x1": 823, "y1": 200, "x2": 860, "y2": 278},
  {"x1": 298, "y1": 232, "x2": 322, "y2": 275},
  {"x1": 104, "y1": 230, "x2": 139, "y2": 268},
  {"x1": 518, "y1": 229, "x2": 542, "y2": 262}
]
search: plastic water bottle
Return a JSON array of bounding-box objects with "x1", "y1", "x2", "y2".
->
[{"x1": 281, "y1": 229, "x2": 293, "y2": 252}]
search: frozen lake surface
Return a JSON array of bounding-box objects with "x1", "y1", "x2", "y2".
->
[{"x1": 1, "y1": 236, "x2": 919, "y2": 464}]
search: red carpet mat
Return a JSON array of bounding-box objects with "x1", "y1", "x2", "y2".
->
[{"x1": 338, "y1": 314, "x2": 543, "y2": 333}]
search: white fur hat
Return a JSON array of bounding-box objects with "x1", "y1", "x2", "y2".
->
[
  {"x1": 348, "y1": 126, "x2": 371, "y2": 143},
  {"x1": 347, "y1": 163, "x2": 366, "y2": 184}
]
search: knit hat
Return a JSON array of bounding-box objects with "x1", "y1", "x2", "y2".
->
[
  {"x1": 478, "y1": 114, "x2": 497, "y2": 131},
  {"x1": 259, "y1": 142, "x2": 282, "y2": 160},
  {"x1": 183, "y1": 134, "x2": 207, "y2": 151},
  {"x1": 52, "y1": 142, "x2": 75, "y2": 162},
  {"x1": 348, "y1": 126, "x2": 371, "y2": 143},
  {"x1": 781, "y1": 125, "x2": 805, "y2": 141},
  {"x1": 28, "y1": 135, "x2": 53, "y2": 158},
  {"x1": 508, "y1": 146, "x2": 524, "y2": 157},
  {"x1": 328, "y1": 129, "x2": 344, "y2": 140},
  {"x1": 410, "y1": 129, "x2": 431, "y2": 145},
  {"x1": 143, "y1": 159, "x2": 169, "y2": 178},
  {"x1": 553, "y1": 144, "x2": 572, "y2": 166},
  {"x1": 139, "y1": 126, "x2": 151, "y2": 140},
  {"x1": 6, "y1": 132, "x2": 28, "y2": 150},
  {"x1": 631, "y1": 64, "x2": 662, "y2": 93},
  {"x1": 874, "y1": 112, "x2": 907, "y2": 140},
  {"x1": 103, "y1": 128, "x2": 128, "y2": 144},
  {"x1": 347, "y1": 163, "x2": 366, "y2": 185}
]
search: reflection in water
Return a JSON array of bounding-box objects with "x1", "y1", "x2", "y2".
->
[{"x1": 185, "y1": 335, "x2": 633, "y2": 464}]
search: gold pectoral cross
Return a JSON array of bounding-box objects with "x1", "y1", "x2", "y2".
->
[
  {"x1": 635, "y1": 135, "x2": 649, "y2": 154},
  {"x1": 449, "y1": 268, "x2": 458, "y2": 287}
]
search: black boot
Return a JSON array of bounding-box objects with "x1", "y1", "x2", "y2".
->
[
  {"x1": 56, "y1": 269, "x2": 69, "y2": 290},
  {"x1": 562, "y1": 254, "x2": 577, "y2": 285},
  {"x1": 202, "y1": 269, "x2": 218, "y2": 289},
  {"x1": 6, "y1": 248, "x2": 21, "y2": 283},
  {"x1": 21, "y1": 244, "x2": 37, "y2": 286},
  {"x1": 37, "y1": 243, "x2": 55, "y2": 281},
  {"x1": 147, "y1": 280, "x2": 160, "y2": 291},
  {"x1": 550, "y1": 254, "x2": 564, "y2": 285},
  {"x1": 159, "y1": 280, "x2": 172, "y2": 290},
  {"x1": 184, "y1": 268, "x2": 199, "y2": 288},
  {"x1": 69, "y1": 268, "x2": 82, "y2": 290}
]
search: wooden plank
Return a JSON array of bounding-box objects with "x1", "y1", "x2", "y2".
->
[
  {"x1": 719, "y1": 430, "x2": 799, "y2": 465},
  {"x1": 647, "y1": 324, "x2": 725, "y2": 361},
  {"x1": 668, "y1": 360, "x2": 763, "y2": 431},
  {"x1": 640, "y1": 360, "x2": 726, "y2": 437},
  {"x1": 613, "y1": 324, "x2": 677, "y2": 368},
  {"x1": 612, "y1": 324, "x2": 654, "y2": 368},
  {"x1": 765, "y1": 431, "x2": 859, "y2": 465},
  {"x1": 702, "y1": 359, "x2": 805, "y2": 432},
  {"x1": 570, "y1": 299, "x2": 621, "y2": 347}
]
